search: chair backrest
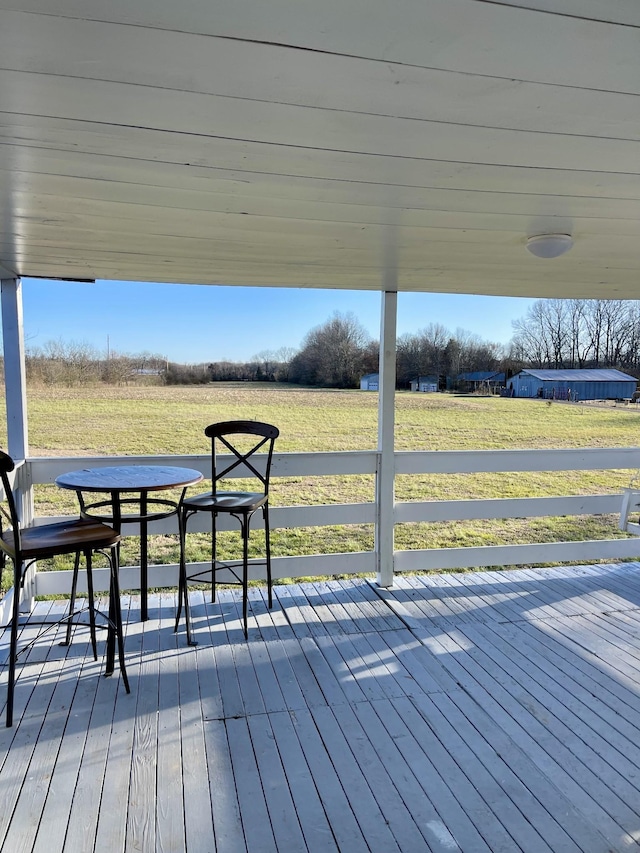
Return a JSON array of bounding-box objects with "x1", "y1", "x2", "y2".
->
[
  {"x1": 0, "y1": 450, "x2": 21, "y2": 557},
  {"x1": 204, "y1": 421, "x2": 279, "y2": 495}
]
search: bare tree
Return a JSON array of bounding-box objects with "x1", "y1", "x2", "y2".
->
[
  {"x1": 251, "y1": 350, "x2": 279, "y2": 381},
  {"x1": 581, "y1": 300, "x2": 633, "y2": 367},
  {"x1": 273, "y1": 346, "x2": 298, "y2": 381},
  {"x1": 397, "y1": 323, "x2": 450, "y2": 386},
  {"x1": 511, "y1": 298, "x2": 640, "y2": 373},
  {"x1": 623, "y1": 304, "x2": 640, "y2": 372},
  {"x1": 397, "y1": 333, "x2": 425, "y2": 386},
  {"x1": 289, "y1": 312, "x2": 372, "y2": 387},
  {"x1": 512, "y1": 301, "x2": 568, "y2": 368},
  {"x1": 102, "y1": 352, "x2": 134, "y2": 385},
  {"x1": 419, "y1": 322, "x2": 449, "y2": 377},
  {"x1": 25, "y1": 339, "x2": 101, "y2": 385}
]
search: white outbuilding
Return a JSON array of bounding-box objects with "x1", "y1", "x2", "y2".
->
[{"x1": 360, "y1": 373, "x2": 379, "y2": 391}]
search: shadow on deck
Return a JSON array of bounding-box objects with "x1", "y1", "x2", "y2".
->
[{"x1": 2, "y1": 562, "x2": 640, "y2": 852}]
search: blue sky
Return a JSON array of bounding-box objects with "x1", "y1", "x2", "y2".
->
[{"x1": 21, "y1": 278, "x2": 536, "y2": 363}]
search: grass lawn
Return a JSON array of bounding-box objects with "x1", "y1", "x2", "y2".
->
[
  {"x1": 2, "y1": 383, "x2": 640, "y2": 583},
  {"x1": 14, "y1": 382, "x2": 640, "y2": 456}
]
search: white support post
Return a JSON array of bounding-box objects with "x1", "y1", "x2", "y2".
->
[
  {"x1": 1, "y1": 278, "x2": 34, "y2": 613},
  {"x1": 1, "y1": 279, "x2": 29, "y2": 461},
  {"x1": 376, "y1": 290, "x2": 397, "y2": 587}
]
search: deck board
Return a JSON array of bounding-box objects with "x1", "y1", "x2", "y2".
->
[
  {"x1": 92, "y1": 596, "x2": 142, "y2": 853},
  {"x1": 2, "y1": 564, "x2": 640, "y2": 851},
  {"x1": 413, "y1": 620, "x2": 638, "y2": 849},
  {"x1": 156, "y1": 594, "x2": 186, "y2": 853},
  {"x1": 1, "y1": 641, "x2": 91, "y2": 853},
  {"x1": 226, "y1": 715, "x2": 278, "y2": 853},
  {"x1": 177, "y1": 619, "x2": 217, "y2": 853},
  {"x1": 203, "y1": 717, "x2": 246, "y2": 853},
  {"x1": 28, "y1": 652, "x2": 103, "y2": 853},
  {"x1": 127, "y1": 595, "x2": 161, "y2": 853},
  {"x1": 462, "y1": 623, "x2": 640, "y2": 840},
  {"x1": 268, "y1": 710, "x2": 339, "y2": 851},
  {"x1": 57, "y1": 655, "x2": 119, "y2": 853},
  {"x1": 247, "y1": 712, "x2": 308, "y2": 852}
]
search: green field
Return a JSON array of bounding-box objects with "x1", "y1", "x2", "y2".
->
[{"x1": 2, "y1": 383, "x2": 639, "y2": 586}]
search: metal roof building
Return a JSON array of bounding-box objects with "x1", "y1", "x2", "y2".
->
[
  {"x1": 509, "y1": 369, "x2": 638, "y2": 401},
  {"x1": 457, "y1": 370, "x2": 505, "y2": 387}
]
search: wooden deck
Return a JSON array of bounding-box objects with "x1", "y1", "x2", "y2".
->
[{"x1": 2, "y1": 563, "x2": 640, "y2": 852}]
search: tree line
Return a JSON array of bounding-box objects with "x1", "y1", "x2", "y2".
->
[
  {"x1": 23, "y1": 340, "x2": 168, "y2": 386},
  {"x1": 510, "y1": 299, "x2": 640, "y2": 372},
  {"x1": 13, "y1": 298, "x2": 640, "y2": 389}
]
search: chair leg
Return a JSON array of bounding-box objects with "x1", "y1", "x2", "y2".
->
[
  {"x1": 6, "y1": 559, "x2": 21, "y2": 727},
  {"x1": 105, "y1": 558, "x2": 115, "y2": 678},
  {"x1": 62, "y1": 551, "x2": 81, "y2": 647},
  {"x1": 241, "y1": 513, "x2": 249, "y2": 640},
  {"x1": 106, "y1": 545, "x2": 129, "y2": 694},
  {"x1": 85, "y1": 550, "x2": 98, "y2": 661},
  {"x1": 174, "y1": 508, "x2": 184, "y2": 630},
  {"x1": 211, "y1": 512, "x2": 218, "y2": 604},
  {"x1": 62, "y1": 550, "x2": 97, "y2": 658},
  {"x1": 175, "y1": 509, "x2": 197, "y2": 646},
  {"x1": 263, "y1": 503, "x2": 273, "y2": 609}
]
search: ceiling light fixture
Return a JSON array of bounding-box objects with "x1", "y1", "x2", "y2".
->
[{"x1": 525, "y1": 234, "x2": 573, "y2": 259}]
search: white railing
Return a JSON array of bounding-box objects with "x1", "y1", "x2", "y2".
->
[{"x1": 10, "y1": 446, "x2": 638, "y2": 603}]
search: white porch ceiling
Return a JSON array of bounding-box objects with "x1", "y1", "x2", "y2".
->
[{"x1": 0, "y1": 1, "x2": 639, "y2": 299}]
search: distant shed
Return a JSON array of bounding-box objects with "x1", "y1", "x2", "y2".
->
[
  {"x1": 410, "y1": 375, "x2": 438, "y2": 392},
  {"x1": 509, "y1": 368, "x2": 637, "y2": 401},
  {"x1": 360, "y1": 372, "x2": 379, "y2": 391}
]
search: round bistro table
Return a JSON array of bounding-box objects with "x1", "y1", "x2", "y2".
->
[{"x1": 56, "y1": 465, "x2": 204, "y2": 621}]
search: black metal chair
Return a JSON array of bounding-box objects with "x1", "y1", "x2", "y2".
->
[
  {"x1": 0, "y1": 451, "x2": 130, "y2": 727},
  {"x1": 175, "y1": 420, "x2": 279, "y2": 643}
]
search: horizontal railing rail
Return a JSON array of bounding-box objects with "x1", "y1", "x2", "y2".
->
[
  {"x1": 12, "y1": 447, "x2": 640, "y2": 602},
  {"x1": 395, "y1": 446, "x2": 640, "y2": 474}
]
